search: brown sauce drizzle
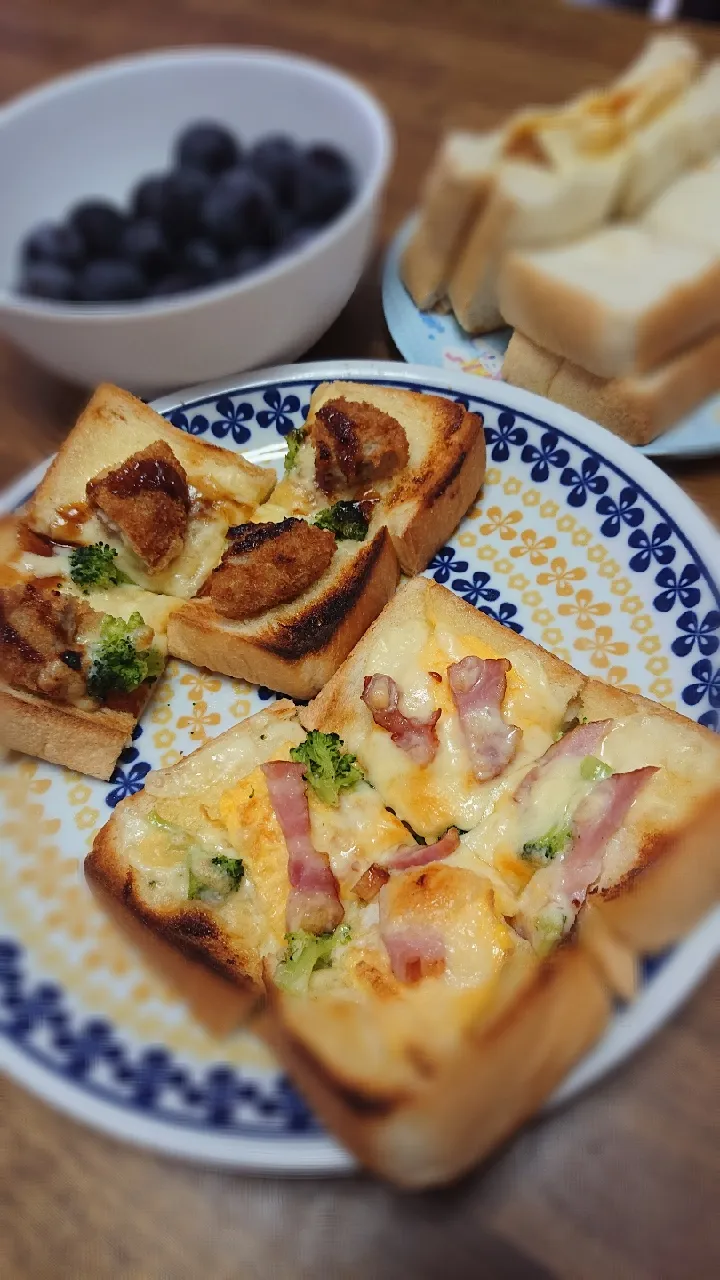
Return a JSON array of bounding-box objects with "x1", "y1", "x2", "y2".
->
[
  {"x1": 17, "y1": 524, "x2": 55, "y2": 556},
  {"x1": 54, "y1": 503, "x2": 90, "y2": 541},
  {"x1": 95, "y1": 455, "x2": 190, "y2": 508}
]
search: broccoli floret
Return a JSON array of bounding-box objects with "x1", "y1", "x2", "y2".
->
[
  {"x1": 579, "y1": 755, "x2": 613, "y2": 782},
  {"x1": 274, "y1": 924, "x2": 351, "y2": 994},
  {"x1": 86, "y1": 611, "x2": 163, "y2": 700},
  {"x1": 147, "y1": 812, "x2": 243, "y2": 903},
  {"x1": 290, "y1": 730, "x2": 364, "y2": 806},
  {"x1": 313, "y1": 501, "x2": 368, "y2": 541},
  {"x1": 522, "y1": 822, "x2": 572, "y2": 865},
  {"x1": 69, "y1": 542, "x2": 134, "y2": 593},
  {"x1": 531, "y1": 904, "x2": 569, "y2": 957},
  {"x1": 283, "y1": 427, "x2": 306, "y2": 473},
  {"x1": 211, "y1": 854, "x2": 244, "y2": 890}
]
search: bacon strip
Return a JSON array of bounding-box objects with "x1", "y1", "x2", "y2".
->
[
  {"x1": 380, "y1": 922, "x2": 446, "y2": 984},
  {"x1": 262, "y1": 761, "x2": 344, "y2": 935},
  {"x1": 514, "y1": 719, "x2": 613, "y2": 804},
  {"x1": 386, "y1": 827, "x2": 460, "y2": 871},
  {"x1": 559, "y1": 766, "x2": 659, "y2": 907},
  {"x1": 448, "y1": 656, "x2": 521, "y2": 781},
  {"x1": 362, "y1": 674, "x2": 441, "y2": 766},
  {"x1": 352, "y1": 862, "x2": 390, "y2": 904}
]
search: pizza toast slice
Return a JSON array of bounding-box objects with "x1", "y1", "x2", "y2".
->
[{"x1": 167, "y1": 382, "x2": 485, "y2": 698}]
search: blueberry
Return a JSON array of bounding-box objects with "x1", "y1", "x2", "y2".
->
[
  {"x1": 121, "y1": 219, "x2": 172, "y2": 279},
  {"x1": 182, "y1": 238, "x2": 225, "y2": 285},
  {"x1": 249, "y1": 135, "x2": 303, "y2": 208},
  {"x1": 21, "y1": 222, "x2": 84, "y2": 269},
  {"x1": 150, "y1": 272, "x2": 197, "y2": 298},
  {"x1": 78, "y1": 259, "x2": 146, "y2": 302},
  {"x1": 20, "y1": 261, "x2": 78, "y2": 302},
  {"x1": 296, "y1": 145, "x2": 354, "y2": 226},
  {"x1": 174, "y1": 121, "x2": 241, "y2": 175},
  {"x1": 159, "y1": 168, "x2": 213, "y2": 246},
  {"x1": 131, "y1": 173, "x2": 167, "y2": 221},
  {"x1": 69, "y1": 200, "x2": 126, "y2": 256},
  {"x1": 232, "y1": 246, "x2": 271, "y2": 278},
  {"x1": 202, "y1": 169, "x2": 281, "y2": 252}
]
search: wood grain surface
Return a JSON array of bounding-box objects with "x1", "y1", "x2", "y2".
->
[{"x1": 0, "y1": 3, "x2": 718, "y2": 1277}]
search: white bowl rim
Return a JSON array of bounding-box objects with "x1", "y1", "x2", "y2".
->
[{"x1": 0, "y1": 45, "x2": 393, "y2": 322}]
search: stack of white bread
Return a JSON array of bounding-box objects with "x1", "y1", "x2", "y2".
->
[{"x1": 402, "y1": 35, "x2": 720, "y2": 445}]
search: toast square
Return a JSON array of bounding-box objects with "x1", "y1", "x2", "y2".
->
[{"x1": 24, "y1": 383, "x2": 275, "y2": 599}]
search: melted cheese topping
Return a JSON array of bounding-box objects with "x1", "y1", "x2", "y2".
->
[
  {"x1": 220, "y1": 768, "x2": 291, "y2": 952},
  {"x1": 354, "y1": 612, "x2": 566, "y2": 837}
]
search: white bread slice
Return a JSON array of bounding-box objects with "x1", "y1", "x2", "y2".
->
[
  {"x1": 502, "y1": 328, "x2": 720, "y2": 446},
  {"x1": 447, "y1": 151, "x2": 625, "y2": 335},
  {"x1": 401, "y1": 131, "x2": 501, "y2": 310},
  {"x1": 24, "y1": 384, "x2": 275, "y2": 600},
  {"x1": 643, "y1": 159, "x2": 720, "y2": 255},
  {"x1": 612, "y1": 33, "x2": 699, "y2": 119},
  {"x1": 616, "y1": 62, "x2": 720, "y2": 218},
  {"x1": 498, "y1": 226, "x2": 720, "y2": 379}
]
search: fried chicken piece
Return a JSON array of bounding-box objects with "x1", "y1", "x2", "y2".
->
[
  {"x1": 309, "y1": 398, "x2": 410, "y2": 496},
  {"x1": 0, "y1": 582, "x2": 94, "y2": 705},
  {"x1": 207, "y1": 518, "x2": 336, "y2": 620},
  {"x1": 86, "y1": 441, "x2": 190, "y2": 573}
]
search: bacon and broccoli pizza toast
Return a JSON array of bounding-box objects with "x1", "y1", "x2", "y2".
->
[
  {"x1": 87, "y1": 583, "x2": 720, "y2": 1184},
  {"x1": 166, "y1": 381, "x2": 485, "y2": 697}
]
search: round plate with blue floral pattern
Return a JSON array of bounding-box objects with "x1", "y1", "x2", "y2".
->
[
  {"x1": 0, "y1": 359, "x2": 718, "y2": 1174},
  {"x1": 383, "y1": 217, "x2": 720, "y2": 461}
]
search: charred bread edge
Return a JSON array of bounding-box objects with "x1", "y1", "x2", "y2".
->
[
  {"x1": 85, "y1": 814, "x2": 265, "y2": 1000},
  {"x1": 260, "y1": 942, "x2": 610, "y2": 1188},
  {"x1": 0, "y1": 681, "x2": 142, "y2": 781},
  {"x1": 166, "y1": 529, "x2": 400, "y2": 701}
]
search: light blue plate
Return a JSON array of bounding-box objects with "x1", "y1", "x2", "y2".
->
[
  {"x1": 383, "y1": 217, "x2": 720, "y2": 460},
  {"x1": 0, "y1": 359, "x2": 717, "y2": 1173}
]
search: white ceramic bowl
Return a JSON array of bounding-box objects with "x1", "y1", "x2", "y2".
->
[{"x1": 0, "y1": 48, "x2": 392, "y2": 393}]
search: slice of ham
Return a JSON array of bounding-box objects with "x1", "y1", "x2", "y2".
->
[
  {"x1": 386, "y1": 827, "x2": 460, "y2": 871},
  {"x1": 514, "y1": 719, "x2": 613, "y2": 804},
  {"x1": 261, "y1": 761, "x2": 344, "y2": 935},
  {"x1": 559, "y1": 765, "x2": 659, "y2": 908},
  {"x1": 380, "y1": 921, "x2": 446, "y2": 984},
  {"x1": 362, "y1": 674, "x2": 441, "y2": 766},
  {"x1": 447, "y1": 656, "x2": 521, "y2": 782}
]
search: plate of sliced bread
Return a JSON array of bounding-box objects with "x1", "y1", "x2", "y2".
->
[
  {"x1": 388, "y1": 33, "x2": 720, "y2": 458},
  {"x1": 0, "y1": 359, "x2": 718, "y2": 1185}
]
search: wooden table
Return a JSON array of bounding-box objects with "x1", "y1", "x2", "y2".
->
[{"x1": 0, "y1": 3, "x2": 718, "y2": 1277}]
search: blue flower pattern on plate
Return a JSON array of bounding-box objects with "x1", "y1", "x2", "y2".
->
[
  {"x1": 256, "y1": 388, "x2": 301, "y2": 435},
  {"x1": 210, "y1": 396, "x2": 254, "y2": 445},
  {"x1": 653, "y1": 563, "x2": 702, "y2": 613},
  {"x1": 628, "y1": 522, "x2": 675, "y2": 573},
  {"x1": 428, "y1": 545, "x2": 469, "y2": 584},
  {"x1": 520, "y1": 430, "x2": 569, "y2": 482},
  {"x1": 169, "y1": 407, "x2": 210, "y2": 436},
  {"x1": 682, "y1": 659, "x2": 720, "y2": 709},
  {"x1": 485, "y1": 410, "x2": 528, "y2": 463},
  {"x1": 559, "y1": 455, "x2": 608, "y2": 508},
  {"x1": 452, "y1": 569, "x2": 500, "y2": 608},
  {"x1": 595, "y1": 486, "x2": 644, "y2": 538},
  {"x1": 671, "y1": 610, "x2": 720, "y2": 658},
  {"x1": 480, "y1": 601, "x2": 523, "y2": 633}
]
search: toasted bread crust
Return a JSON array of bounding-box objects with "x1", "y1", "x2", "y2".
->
[
  {"x1": 306, "y1": 382, "x2": 486, "y2": 576},
  {"x1": 167, "y1": 529, "x2": 400, "y2": 700},
  {"x1": 86, "y1": 820, "x2": 265, "y2": 998},
  {"x1": 0, "y1": 681, "x2": 140, "y2": 780},
  {"x1": 261, "y1": 941, "x2": 610, "y2": 1188},
  {"x1": 25, "y1": 383, "x2": 275, "y2": 542}
]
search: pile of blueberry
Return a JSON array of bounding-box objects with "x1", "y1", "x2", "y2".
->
[{"x1": 17, "y1": 121, "x2": 355, "y2": 304}]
